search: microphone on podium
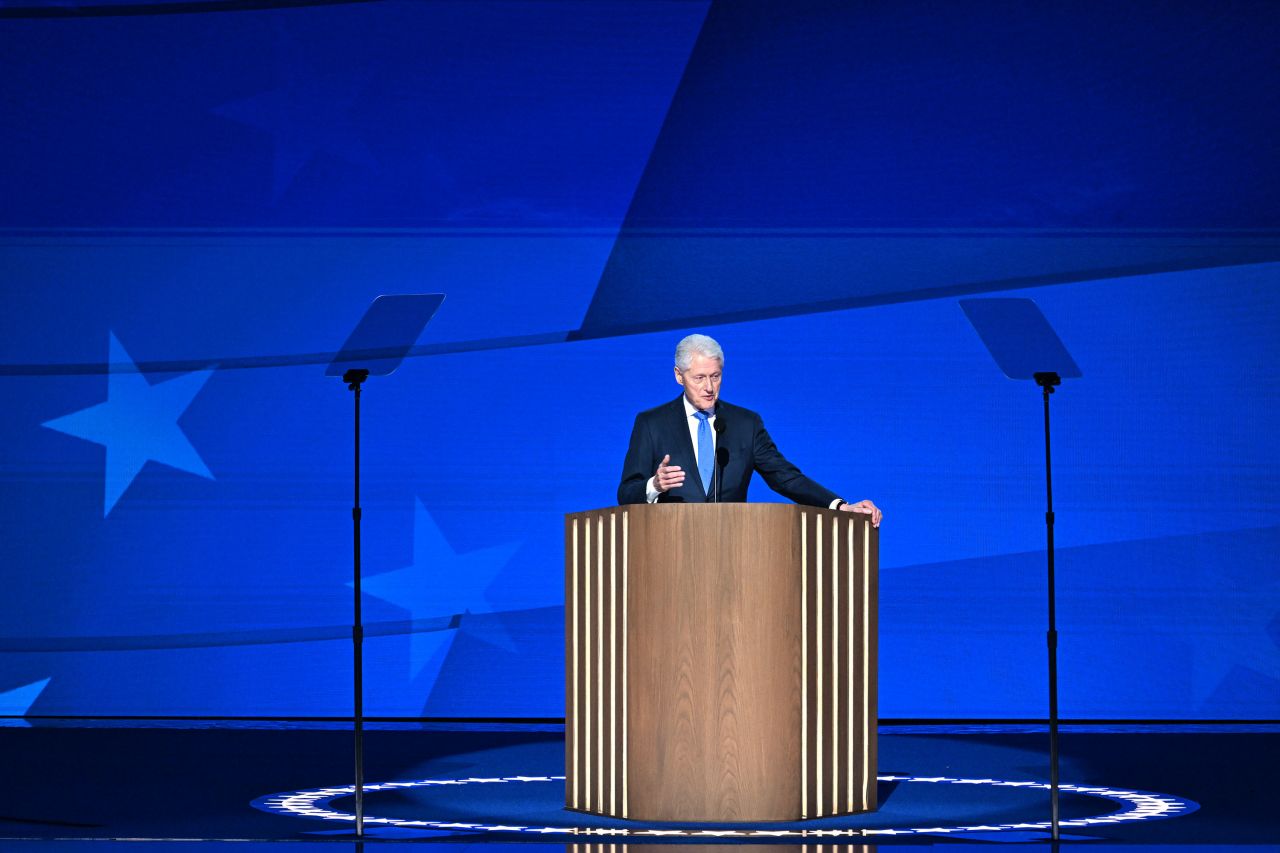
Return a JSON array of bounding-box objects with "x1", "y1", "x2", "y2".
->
[{"x1": 713, "y1": 417, "x2": 728, "y2": 502}]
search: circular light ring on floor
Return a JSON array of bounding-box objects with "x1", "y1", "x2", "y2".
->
[{"x1": 253, "y1": 774, "x2": 1198, "y2": 837}]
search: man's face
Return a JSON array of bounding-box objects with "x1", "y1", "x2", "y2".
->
[{"x1": 675, "y1": 354, "x2": 722, "y2": 412}]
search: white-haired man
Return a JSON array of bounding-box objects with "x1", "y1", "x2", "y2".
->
[{"x1": 617, "y1": 334, "x2": 882, "y2": 525}]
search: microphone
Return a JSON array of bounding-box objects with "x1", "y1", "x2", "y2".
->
[{"x1": 713, "y1": 418, "x2": 728, "y2": 503}]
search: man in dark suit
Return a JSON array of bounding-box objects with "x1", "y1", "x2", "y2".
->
[{"x1": 617, "y1": 334, "x2": 882, "y2": 526}]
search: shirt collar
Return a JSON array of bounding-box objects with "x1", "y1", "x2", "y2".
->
[{"x1": 682, "y1": 396, "x2": 716, "y2": 420}]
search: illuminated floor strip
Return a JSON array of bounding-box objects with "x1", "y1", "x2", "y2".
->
[{"x1": 253, "y1": 774, "x2": 1197, "y2": 837}]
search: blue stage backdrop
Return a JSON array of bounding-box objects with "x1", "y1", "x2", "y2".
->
[{"x1": 1, "y1": 0, "x2": 1278, "y2": 720}]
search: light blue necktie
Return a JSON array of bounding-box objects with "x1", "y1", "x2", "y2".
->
[{"x1": 694, "y1": 410, "x2": 714, "y2": 495}]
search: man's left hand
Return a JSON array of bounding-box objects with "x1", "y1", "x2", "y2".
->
[{"x1": 840, "y1": 499, "x2": 882, "y2": 527}]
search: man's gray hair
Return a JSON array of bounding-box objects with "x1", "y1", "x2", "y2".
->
[{"x1": 674, "y1": 334, "x2": 724, "y2": 371}]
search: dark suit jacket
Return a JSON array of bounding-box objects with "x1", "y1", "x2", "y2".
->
[{"x1": 617, "y1": 396, "x2": 840, "y2": 507}]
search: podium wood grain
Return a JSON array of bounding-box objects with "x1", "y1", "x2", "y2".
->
[{"x1": 566, "y1": 503, "x2": 877, "y2": 822}]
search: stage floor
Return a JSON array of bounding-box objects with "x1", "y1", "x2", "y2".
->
[{"x1": 0, "y1": 720, "x2": 1276, "y2": 848}]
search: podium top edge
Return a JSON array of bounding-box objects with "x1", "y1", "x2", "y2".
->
[{"x1": 564, "y1": 503, "x2": 856, "y2": 520}]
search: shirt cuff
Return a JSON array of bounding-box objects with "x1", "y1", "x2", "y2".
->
[
  {"x1": 830, "y1": 498, "x2": 846, "y2": 510},
  {"x1": 646, "y1": 477, "x2": 661, "y2": 503}
]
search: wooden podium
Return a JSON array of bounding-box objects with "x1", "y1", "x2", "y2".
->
[{"x1": 564, "y1": 503, "x2": 878, "y2": 822}]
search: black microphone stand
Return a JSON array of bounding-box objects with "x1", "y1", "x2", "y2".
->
[
  {"x1": 327, "y1": 293, "x2": 445, "y2": 845},
  {"x1": 343, "y1": 367, "x2": 369, "y2": 837},
  {"x1": 712, "y1": 418, "x2": 726, "y2": 502},
  {"x1": 959, "y1": 297, "x2": 1077, "y2": 847},
  {"x1": 1035, "y1": 370, "x2": 1062, "y2": 843}
]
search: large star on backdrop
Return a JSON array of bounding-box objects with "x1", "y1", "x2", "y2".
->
[
  {"x1": 0, "y1": 678, "x2": 51, "y2": 718},
  {"x1": 1192, "y1": 543, "x2": 1280, "y2": 712},
  {"x1": 212, "y1": 33, "x2": 377, "y2": 200},
  {"x1": 43, "y1": 333, "x2": 214, "y2": 517},
  {"x1": 360, "y1": 499, "x2": 521, "y2": 681}
]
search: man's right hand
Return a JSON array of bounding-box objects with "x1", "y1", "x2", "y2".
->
[{"x1": 654, "y1": 453, "x2": 685, "y2": 493}]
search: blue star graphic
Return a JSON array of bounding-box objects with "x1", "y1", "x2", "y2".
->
[
  {"x1": 1193, "y1": 558, "x2": 1280, "y2": 707},
  {"x1": 0, "y1": 678, "x2": 50, "y2": 717},
  {"x1": 43, "y1": 333, "x2": 214, "y2": 517},
  {"x1": 360, "y1": 499, "x2": 520, "y2": 679},
  {"x1": 212, "y1": 33, "x2": 377, "y2": 200}
]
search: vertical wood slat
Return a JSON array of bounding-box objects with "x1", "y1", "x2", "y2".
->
[
  {"x1": 831, "y1": 515, "x2": 843, "y2": 818},
  {"x1": 799, "y1": 511, "x2": 811, "y2": 818},
  {"x1": 567, "y1": 517, "x2": 579, "y2": 810},
  {"x1": 816, "y1": 514, "x2": 825, "y2": 817},
  {"x1": 802, "y1": 509, "x2": 877, "y2": 819},
  {"x1": 621, "y1": 511, "x2": 630, "y2": 818},
  {"x1": 608, "y1": 512, "x2": 618, "y2": 817},
  {"x1": 598, "y1": 510, "x2": 624, "y2": 818},
  {"x1": 566, "y1": 509, "x2": 628, "y2": 817},
  {"x1": 596, "y1": 515, "x2": 605, "y2": 813},
  {"x1": 846, "y1": 516, "x2": 856, "y2": 813},
  {"x1": 823, "y1": 513, "x2": 837, "y2": 818},
  {"x1": 815, "y1": 510, "x2": 839, "y2": 818},
  {"x1": 857, "y1": 516, "x2": 869, "y2": 811},
  {"x1": 863, "y1": 517, "x2": 878, "y2": 812},
  {"x1": 803, "y1": 508, "x2": 841, "y2": 819},
  {"x1": 584, "y1": 515, "x2": 593, "y2": 811}
]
